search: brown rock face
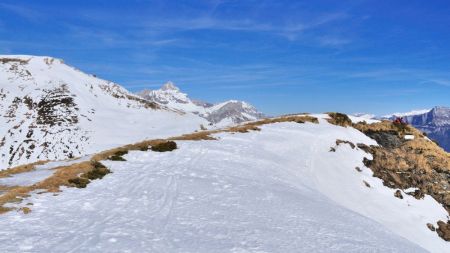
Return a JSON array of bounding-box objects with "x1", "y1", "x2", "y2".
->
[
  {"x1": 394, "y1": 190, "x2": 403, "y2": 199},
  {"x1": 427, "y1": 223, "x2": 436, "y2": 232},
  {"x1": 352, "y1": 120, "x2": 450, "y2": 241},
  {"x1": 437, "y1": 221, "x2": 450, "y2": 241}
]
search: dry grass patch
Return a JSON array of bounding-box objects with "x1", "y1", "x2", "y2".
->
[
  {"x1": 0, "y1": 185, "x2": 15, "y2": 192},
  {"x1": 335, "y1": 139, "x2": 356, "y2": 149},
  {"x1": 0, "y1": 113, "x2": 319, "y2": 214},
  {"x1": 327, "y1": 112, "x2": 352, "y2": 127},
  {"x1": 108, "y1": 150, "x2": 128, "y2": 161},
  {"x1": 151, "y1": 141, "x2": 177, "y2": 152},
  {"x1": 169, "y1": 131, "x2": 218, "y2": 141},
  {"x1": 356, "y1": 120, "x2": 450, "y2": 241},
  {"x1": 19, "y1": 207, "x2": 31, "y2": 214},
  {"x1": 0, "y1": 160, "x2": 48, "y2": 178},
  {"x1": 0, "y1": 160, "x2": 110, "y2": 211},
  {"x1": 355, "y1": 120, "x2": 422, "y2": 138},
  {"x1": 226, "y1": 115, "x2": 319, "y2": 133},
  {"x1": 68, "y1": 161, "x2": 111, "y2": 188}
]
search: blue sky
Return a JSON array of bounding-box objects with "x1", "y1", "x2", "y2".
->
[{"x1": 0, "y1": 0, "x2": 449, "y2": 115}]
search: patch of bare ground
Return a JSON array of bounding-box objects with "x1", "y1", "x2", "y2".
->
[
  {"x1": 0, "y1": 160, "x2": 111, "y2": 213},
  {"x1": 0, "y1": 160, "x2": 48, "y2": 178},
  {"x1": 225, "y1": 115, "x2": 318, "y2": 133},
  {"x1": 327, "y1": 112, "x2": 353, "y2": 127},
  {"x1": 0, "y1": 114, "x2": 318, "y2": 213},
  {"x1": 353, "y1": 120, "x2": 450, "y2": 241},
  {"x1": 335, "y1": 139, "x2": 356, "y2": 149}
]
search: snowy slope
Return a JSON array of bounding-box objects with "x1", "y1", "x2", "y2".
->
[
  {"x1": 0, "y1": 55, "x2": 207, "y2": 169},
  {"x1": 2, "y1": 119, "x2": 448, "y2": 252},
  {"x1": 137, "y1": 82, "x2": 265, "y2": 126}
]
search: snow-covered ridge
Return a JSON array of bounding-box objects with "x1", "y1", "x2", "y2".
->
[
  {"x1": 0, "y1": 55, "x2": 207, "y2": 169},
  {"x1": 137, "y1": 82, "x2": 265, "y2": 126},
  {"x1": 382, "y1": 109, "x2": 432, "y2": 119},
  {"x1": 0, "y1": 119, "x2": 447, "y2": 252}
]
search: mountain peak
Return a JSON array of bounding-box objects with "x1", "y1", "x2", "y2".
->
[
  {"x1": 431, "y1": 106, "x2": 450, "y2": 114},
  {"x1": 161, "y1": 81, "x2": 180, "y2": 91},
  {"x1": 137, "y1": 83, "x2": 264, "y2": 125}
]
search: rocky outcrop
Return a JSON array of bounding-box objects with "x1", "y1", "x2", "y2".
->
[
  {"x1": 0, "y1": 55, "x2": 205, "y2": 169},
  {"x1": 437, "y1": 221, "x2": 450, "y2": 241},
  {"x1": 353, "y1": 120, "x2": 450, "y2": 241}
]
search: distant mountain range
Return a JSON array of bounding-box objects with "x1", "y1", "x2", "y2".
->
[
  {"x1": 136, "y1": 82, "x2": 264, "y2": 126},
  {"x1": 397, "y1": 107, "x2": 450, "y2": 152},
  {"x1": 0, "y1": 55, "x2": 263, "y2": 169}
]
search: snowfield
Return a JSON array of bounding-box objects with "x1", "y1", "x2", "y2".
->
[
  {"x1": 0, "y1": 55, "x2": 207, "y2": 169},
  {"x1": 1, "y1": 120, "x2": 448, "y2": 252}
]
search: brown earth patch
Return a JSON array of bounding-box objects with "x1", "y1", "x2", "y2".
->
[
  {"x1": 354, "y1": 120, "x2": 450, "y2": 241},
  {"x1": 437, "y1": 221, "x2": 450, "y2": 241},
  {"x1": 0, "y1": 114, "x2": 318, "y2": 213},
  {"x1": 0, "y1": 160, "x2": 48, "y2": 178},
  {"x1": 327, "y1": 112, "x2": 353, "y2": 127},
  {"x1": 335, "y1": 139, "x2": 356, "y2": 149}
]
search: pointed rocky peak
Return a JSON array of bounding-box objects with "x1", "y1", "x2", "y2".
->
[
  {"x1": 136, "y1": 83, "x2": 265, "y2": 125},
  {"x1": 161, "y1": 81, "x2": 180, "y2": 92},
  {"x1": 428, "y1": 106, "x2": 450, "y2": 125}
]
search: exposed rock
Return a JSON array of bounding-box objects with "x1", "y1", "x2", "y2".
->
[
  {"x1": 363, "y1": 130, "x2": 403, "y2": 149},
  {"x1": 427, "y1": 223, "x2": 436, "y2": 232},
  {"x1": 335, "y1": 139, "x2": 356, "y2": 149},
  {"x1": 394, "y1": 190, "x2": 403, "y2": 199},
  {"x1": 327, "y1": 112, "x2": 352, "y2": 127},
  {"x1": 437, "y1": 220, "x2": 450, "y2": 241},
  {"x1": 0, "y1": 55, "x2": 205, "y2": 169},
  {"x1": 354, "y1": 120, "x2": 450, "y2": 241}
]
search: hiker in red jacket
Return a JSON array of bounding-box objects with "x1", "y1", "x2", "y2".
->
[{"x1": 393, "y1": 117, "x2": 406, "y2": 125}]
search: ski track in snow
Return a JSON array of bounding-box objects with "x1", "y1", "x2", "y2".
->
[{"x1": 0, "y1": 121, "x2": 447, "y2": 252}]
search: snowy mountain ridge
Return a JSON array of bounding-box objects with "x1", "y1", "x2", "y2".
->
[
  {"x1": 1, "y1": 55, "x2": 449, "y2": 252},
  {"x1": 0, "y1": 55, "x2": 206, "y2": 169},
  {"x1": 382, "y1": 109, "x2": 432, "y2": 119},
  {"x1": 137, "y1": 82, "x2": 265, "y2": 126},
  {"x1": 1, "y1": 115, "x2": 449, "y2": 252}
]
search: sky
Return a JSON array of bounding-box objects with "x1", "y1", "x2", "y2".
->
[{"x1": 0, "y1": 0, "x2": 449, "y2": 116}]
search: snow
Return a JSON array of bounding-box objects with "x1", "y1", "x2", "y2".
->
[
  {"x1": 0, "y1": 55, "x2": 207, "y2": 169},
  {"x1": 0, "y1": 121, "x2": 446, "y2": 252},
  {"x1": 348, "y1": 115, "x2": 380, "y2": 124},
  {"x1": 34, "y1": 155, "x2": 93, "y2": 170},
  {"x1": 353, "y1": 113, "x2": 376, "y2": 119},
  {"x1": 0, "y1": 156, "x2": 92, "y2": 187},
  {"x1": 137, "y1": 82, "x2": 264, "y2": 126},
  {"x1": 0, "y1": 168, "x2": 53, "y2": 187},
  {"x1": 382, "y1": 109, "x2": 431, "y2": 119},
  {"x1": 404, "y1": 134, "x2": 415, "y2": 140}
]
